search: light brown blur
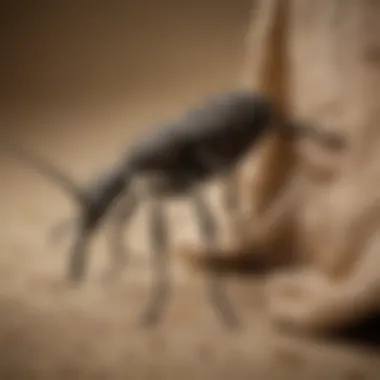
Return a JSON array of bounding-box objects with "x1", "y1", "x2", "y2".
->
[{"x1": 186, "y1": 0, "x2": 380, "y2": 347}]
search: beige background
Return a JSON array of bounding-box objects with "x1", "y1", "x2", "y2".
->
[{"x1": 0, "y1": 1, "x2": 379, "y2": 379}]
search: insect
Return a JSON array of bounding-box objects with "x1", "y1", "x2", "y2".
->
[{"x1": 6, "y1": 90, "x2": 345, "y2": 329}]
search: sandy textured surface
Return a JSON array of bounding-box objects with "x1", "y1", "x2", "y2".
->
[{"x1": 0, "y1": 1, "x2": 379, "y2": 379}]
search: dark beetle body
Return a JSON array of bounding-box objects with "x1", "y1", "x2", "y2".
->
[
  {"x1": 125, "y1": 91, "x2": 273, "y2": 194},
  {"x1": 51, "y1": 90, "x2": 274, "y2": 232}
]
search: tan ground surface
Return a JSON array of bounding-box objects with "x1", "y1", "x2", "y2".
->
[{"x1": 0, "y1": 1, "x2": 379, "y2": 379}]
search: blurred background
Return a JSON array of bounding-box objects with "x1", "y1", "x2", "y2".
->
[
  {"x1": 1, "y1": 0, "x2": 251, "y2": 152},
  {"x1": 0, "y1": 1, "x2": 379, "y2": 379}
]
